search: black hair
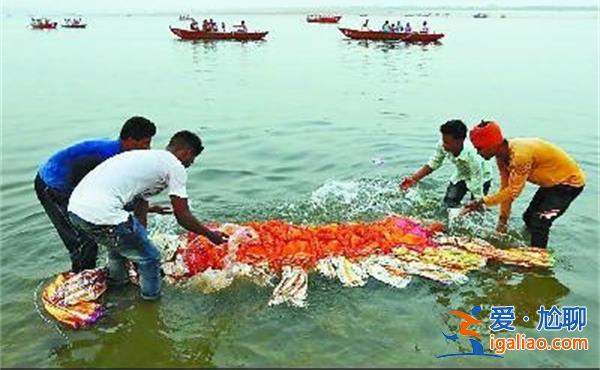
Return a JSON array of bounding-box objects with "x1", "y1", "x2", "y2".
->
[
  {"x1": 477, "y1": 119, "x2": 494, "y2": 128},
  {"x1": 168, "y1": 130, "x2": 204, "y2": 155},
  {"x1": 439, "y1": 119, "x2": 467, "y2": 140},
  {"x1": 120, "y1": 116, "x2": 157, "y2": 140}
]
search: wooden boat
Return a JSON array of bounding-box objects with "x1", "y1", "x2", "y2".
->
[
  {"x1": 306, "y1": 15, "x2": 342, "y2": 23},
  {"x1": 61, "y1": 23, "x2": 87, "y2": 28},
  {"x1": 338, "y1": 27, "x2": 409, "y2": 41},
  {"x1": 338, "y1": 28, "x2": 444, "y2": 43},
  {"x1": 170, "y1": 27, "x2": 268, "y2": 41},
  {"x1": 31, "y1": 22, "x2": 58, "y2": 30}
]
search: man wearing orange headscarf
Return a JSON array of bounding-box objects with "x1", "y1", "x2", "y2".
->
[{"x1": 464, "y1": 121, "x2": 585, "y2": 248}]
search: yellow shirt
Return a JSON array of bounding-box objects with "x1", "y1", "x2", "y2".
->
[{"x1": 483, "y1": 138, "x2": 585, "y2": 221}]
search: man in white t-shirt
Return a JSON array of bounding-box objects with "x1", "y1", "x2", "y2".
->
[{"x1": 68, "y1": 130, "x2": 227, "y2": 300}]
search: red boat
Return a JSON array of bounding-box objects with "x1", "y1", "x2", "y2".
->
[
  {"x1": 338, "y1": 27, "x2": 409, "y2": 41},
  {"x1": 170, "y1": 27, "x2": 268, "y2": 41},
  {"x1": 306, "y1": 15, "x2": 342, "y2": 23},
  {"x1": 31, "y1": 22, "x2": 58, "y2": 30},
  {"x1": 402, "y1": 32, "x2": 445, "y2": 43},
  {"x1": 338, "y1": 27, "x2": 444, "y2": 43}
]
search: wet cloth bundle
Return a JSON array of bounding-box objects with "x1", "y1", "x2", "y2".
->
[
  {"x1": 41, "y1": 215, "x2": 552, "y2": 327},
  {"x1": 41, "y1": 268, "x2": 108, "y2": 328}
]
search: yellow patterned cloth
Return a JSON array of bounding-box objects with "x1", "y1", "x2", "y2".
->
[{"x1": 41, "y1": 269, "x2": 107, "y2": 329}]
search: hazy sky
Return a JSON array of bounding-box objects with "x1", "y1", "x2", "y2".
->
[{"x1": 4, "y1": 0, "x2": 597, "y2": 13}]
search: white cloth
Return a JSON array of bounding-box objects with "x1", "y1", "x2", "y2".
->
[
  {"x1": 69, "y1": 150, "x2": 188, "y2": 225},
  {"x1": 426, "y1": 141, "x2": 493, "y2": 197}
]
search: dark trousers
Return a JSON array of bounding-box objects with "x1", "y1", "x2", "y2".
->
[
  {"x1": 443, "y1": 180, "x2": 492, "y2": 208},
  {"x1": 522, "y1": 184, "x2": 583, "y2": 248},
  {"x1": 34, "y1": 174, "x2": 98, "y2": 272}
]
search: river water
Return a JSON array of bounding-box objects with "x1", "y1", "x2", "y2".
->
[{"x1": 1, "y1": 9, "x2": 598, "y2": 367}]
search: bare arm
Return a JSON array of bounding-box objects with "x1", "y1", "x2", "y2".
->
[
  {"x1": 400, "y1": 165, "x2": 433, "y2": 190},
  {"x1": 133, "y1": 199, "x2": 149, "y2": 227},
  {"x1": 170, "y1": 195, "x2": 228, "y2": 245}
]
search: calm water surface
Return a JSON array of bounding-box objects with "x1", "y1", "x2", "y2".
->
[{"x1": 1, "y1": 10, "x2": 598, "y2": 367}]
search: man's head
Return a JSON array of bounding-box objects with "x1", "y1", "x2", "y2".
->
[
  {"x1": 439, "y1": 119, "x2": 467, "y2": 156},
  {"x1": 120, "y1": 116, "x2": 157, "y2": 150},
  {"x1": 469, "y1": 120, "x2": 504, "y2": 160},
  {"x1": 167, "y1": 130, "x2": 204, "y2": 168}
]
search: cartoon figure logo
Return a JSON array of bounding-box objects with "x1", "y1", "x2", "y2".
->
[{"x1": 437, "y1": 305, "x2": 503, "y2": 358}]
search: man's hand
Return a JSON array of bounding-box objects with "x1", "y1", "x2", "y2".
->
[
  {"x1": 461, "y1": 199, "x2": 484, "y2": 215},
  {"x1": 148, "y1": 204, "x2": 173, "y2": 214},
  {"x1": 207, "y1": 230, "x2": 229, "y2": 245},
  {"x1": 400, "y1": 177, "x2": 416, "y2": 191}
]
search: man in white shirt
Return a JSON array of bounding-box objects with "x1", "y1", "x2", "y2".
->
[
  {"x1": 68, "y1": 131, "x2": 227, "y2": 300},
  {"x1": 400, "y1": 120, "x2": 493, "y2": 208}
]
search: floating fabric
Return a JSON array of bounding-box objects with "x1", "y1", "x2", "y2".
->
[
  {"x1": 268, "y1": 266, "x2": 308, "y2": 307},
  {"x1": 436, "y1": 236, "x2": 553, "y2": 268},
  {"x1": 41, "y1": 268, "x2": 107, "y2": 329},
  {"x1": 42, "y1": 215, "x2": 553, "y2": 325}
]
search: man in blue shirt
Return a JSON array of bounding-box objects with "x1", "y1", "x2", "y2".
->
[{"x1": 35, "y1": 116, "x2": 157, "y2": 272}]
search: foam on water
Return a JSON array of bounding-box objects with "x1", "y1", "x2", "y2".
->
[{"x1": 150, "y1": 176, "x2": 528, "y2": 248}]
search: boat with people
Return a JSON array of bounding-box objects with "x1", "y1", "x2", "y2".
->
[
  {"x1": 306, "y1": 14, "x2": 342, "y2": 23},
  {"x1": 30, "y1": 18, "x2": 57, "y2": 29},
  {"x1": 338, "y1": 27, "x2": 444, "y2": 43},
  {"x1": 473, "y1": 12, "x2": 489, "y2": 18},
  {"x1": 61, "y1": 18, "x2": 87, "y2": 28},
  {"x1": 169, "y1": 26, "x2": 268, "y2": 41}
]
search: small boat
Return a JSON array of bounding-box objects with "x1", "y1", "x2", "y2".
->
[
  {"x1": 338, "y1": 27, "x2": 410, "y2": 41},
  {"x1": 306, "y1": 15, "x2": 342, "y2": 23},
  {"x1": 61, "y1": 23, "x2": 87, "y2": 28},
  {"x1": 169, "y1": 27, "x2": 268, "y2": 41},
  {"x1": 30, "y1": 20, "x2": 58, "y2": 29},
  {"x1": 338, "y1": 28, "x2": 444, "y2": 43},
  {"x1": 473, "y1": 13, "x2": 489, "y2": 18},
  {"x1": 60, "y1": 18, "x2": 86, "y2": 28}
]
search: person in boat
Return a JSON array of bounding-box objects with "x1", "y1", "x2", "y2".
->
[
  {"x1": 68, "y1": 131, "x2": 229, "y2": 300},
  {"x1": 421, "y1": 21, "x2": 429, "y2": 33},
  {"x1": 396, "y1": 20, "x2": 404, "y2": 32},
  {"x1": 236, "y1": 20, "x2": 248, "y2": 33},
  {"x1": 464, "y1": 121, "x2": 585, "y2": 248},
  {"x1": 405, "y1": 22, "x2": 412, "y2": 33},
  {"x1": 208, "y1": 18, "x2": 216, "y2": 32},
  {"x1": 202, "y1": 19, "x2": 209, "y2": 32},
  {"x1": 221, "y1": 22, "x2": 226, "y2": 32},
  {"x1": 361, "y1": 19, "x2": 370, "y2": 30},
  {"x1": 400, "y1": 119, "x2": 492, "y2": 209},
  {"x1": 381, "y1": 20, "x2": 391, "y2": 32},
  {"x1": 390, "y1": 23, "x2": 397, "y2": 32},
  {"x1": 35, "y1": 116, "x2": 157, "y2": 273},
  {"x1": 190, "y1": 18, "x2": 199, "y2": 31}
]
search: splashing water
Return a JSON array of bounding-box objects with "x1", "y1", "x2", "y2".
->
[{"x1": 150, "y1": 177, "x2": 528, "y2": 248}]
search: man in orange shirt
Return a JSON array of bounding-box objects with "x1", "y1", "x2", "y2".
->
[{"x1": 464, "y1": 121, "x2": 585, "y2": 248}]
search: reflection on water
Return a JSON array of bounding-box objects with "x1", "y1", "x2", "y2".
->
[{"x1": 433, "y1": 269, "x2": 569, "y2": 332}]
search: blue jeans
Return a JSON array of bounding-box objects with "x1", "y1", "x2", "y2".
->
[{"x1": 68, "y1": 212, "x2": 161, "y2": 300}]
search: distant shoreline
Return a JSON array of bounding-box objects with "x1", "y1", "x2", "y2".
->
[{"x1": 4, "y1": 5, "x2": 598, "y2": 17}]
